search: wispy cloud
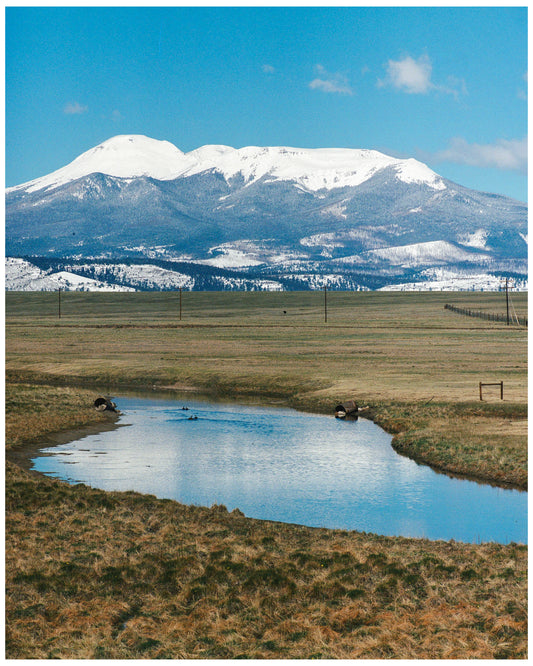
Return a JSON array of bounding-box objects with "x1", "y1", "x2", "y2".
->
[
  {"x1": 378, "y1": 54, "x2": 465, "y2": 98},
  {"x1": 111, "y1": 110, "x2": 123, "y2": 122},
  {"x1": 309, "y1": 65, "x2": 353, "y2": 95},
  {"x1": 64, "y1": 101, "x2": 88, "y2": 115},
  {"x1": 427, "y1": 136, "x2": 527, "y2": 172},
  {"x1": 262, "y1": 64, "x2": 275, "y2": 74}
]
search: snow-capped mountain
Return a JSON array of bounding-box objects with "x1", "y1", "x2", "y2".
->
[
  {"x1": 5, "y1": 134, "x2": 527, "y2": 291},
  {"x1": 7, "y1": 134, "x2": 446, "y2": 195}
]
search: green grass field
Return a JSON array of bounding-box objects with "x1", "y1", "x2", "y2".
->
[{"x1": 5, "y1": 290, "x2": 528, "y2": 658}]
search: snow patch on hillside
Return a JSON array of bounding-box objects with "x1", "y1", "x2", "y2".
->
[
  {"x1": 200, "y1": 247, "x2": 264, "y2": 269},
  {"x1": 319, "y1": 201, "x2": 348, "y2": 219},
  {"x1": 365, "y1": 240, "x2": 489, "y2": 267},
  {"x1": 5, "y1": 258, "x2": 133, "y2": 291},
  {"x1": 457, "y1": 229, "x2": 489, "y2": 249},
  {"x1": 301, "y1": 227, "x2": 388, "y2": 252},
  {"x1": 194, "y1": 241, "x2": 308, "y2": 269},
  {"x1": 379, "y1": 268, "x2": 528, "y2": 292}
]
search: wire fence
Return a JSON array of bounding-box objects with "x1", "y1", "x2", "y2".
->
[{"x1": 444, "y1": 303, "x2": 528, "y2": 327}]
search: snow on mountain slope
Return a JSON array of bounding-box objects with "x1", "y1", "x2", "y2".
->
[
  {"x1": 5, "y1": 258, "x2": 133, "y2": 291},
  {"x1": 457, "y1": 229, "x2": 490, "y2": 249},
  {"x1": 184, "y1": 145, "x2": 445, "y2": 191},
  {"x1": 7, "y1": 135, "x2": 196, "y2": 194},
  {"x1": 365, "y1": 240, "x2": 489, "y2": 267},
  {"x1": 199, "y1": 246, "x2": 265, "y2": 269},
  {"x1": 379, "y1": 268, "x2": 528, "y2": 292},
  {"x1": 80, "y1": 263, "x2": 195, "y2": 290},
  {"x1": 8, "y1": 135, "x2": 446, "y2": 195}
]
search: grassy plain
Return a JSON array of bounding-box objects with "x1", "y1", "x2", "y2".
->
[
  {"x1": 5, "y1": 291, "x2": 528, "y2": 658},
  {"x1": 6, "y1": 290, "x2": 528, "y2": 485}
]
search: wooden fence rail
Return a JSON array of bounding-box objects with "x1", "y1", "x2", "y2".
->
[
  {"x1": 479, "y1": 381, "x2": 503, "y2": 401},
  {"x1": 444, "y1": 303, "x2": 527, "y2": 327}
]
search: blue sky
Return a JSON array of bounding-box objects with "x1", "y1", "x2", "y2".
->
[{"x1": 5, "y1": 5, "x2": 528, "y2": 201}]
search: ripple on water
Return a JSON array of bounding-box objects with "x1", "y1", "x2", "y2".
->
[{"x1": 31, "y1": 395, "x2": 527, "y2": 544}]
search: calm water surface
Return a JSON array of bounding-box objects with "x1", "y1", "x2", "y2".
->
[{"x1": 31, "y1": 396, "x2": 527, "y2": 544}]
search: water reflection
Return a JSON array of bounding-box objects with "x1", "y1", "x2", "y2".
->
[{"x1": 31, "y1": 396, "x2": 527, "y2": 544}]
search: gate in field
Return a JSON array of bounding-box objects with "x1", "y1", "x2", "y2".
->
[{"x1": 479, "y1": 381, "x2": 504, "y2": 401}]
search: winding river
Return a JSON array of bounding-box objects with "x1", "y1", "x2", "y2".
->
[{"x1": 31, "y1": 395, "x2": 527, "y2": 544}]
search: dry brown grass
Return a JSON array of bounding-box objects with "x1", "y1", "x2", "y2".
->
[
  {"x1": 5, "y1": 291, "x2": 528, "y2": 406},
  {"x1": 6, "y1": 459, "x2": 527, "y2": 659},
  {"x1": 5, "y1": 384, "x2": 110, "y2": 450},
  {"x1": 5, "y1": 291, "x2": 528, "y2": 658}
]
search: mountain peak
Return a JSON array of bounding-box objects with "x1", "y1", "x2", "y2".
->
[
  {"x1": 6, "y1": 133, "x2": 527, "y2": 291},
  {"x1": 9, "y1": 134, "x2": 447, "y2": 195},
  {"x1": 9, "y1": 134, "x2": 193, "y2": 194},
  {"x1": 181, "y1": 144, "x2": 446, "y2": 192}
]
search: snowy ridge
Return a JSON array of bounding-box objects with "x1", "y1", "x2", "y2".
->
[
  {"x1": 5, "y1": 257, "x2": 527, "y2": 293},
  {"x1": 4, "y1": 258, "x2": 134, "y2": 291},
  {"x1": 379, "y1": 267, "x2": 528, "y2": 292},
  {"x1": 68, "y1": 263, "x2": 195, "y2": 290},
  {"x1": 8, "y1": 134, "x2": 446, "y2": 194},
  {"x1": 7, "y1": 136, "x2": 195, "y2": 194},
  {"x1": 365, "y1": 240, "x2": 490, "y2": 267},
  {"x1": 183, "y1": 145, "x2": 446, "y2": 191},
  {"x1": 4, "y1": 257, "x2": 285, "y2": 292}
]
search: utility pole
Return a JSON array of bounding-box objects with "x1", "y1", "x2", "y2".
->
[{"x1": 505, "y1": 277, "x2": 510, "y2": 326}]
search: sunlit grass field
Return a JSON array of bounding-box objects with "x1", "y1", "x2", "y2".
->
[
  {"x1": 5, "y1": 290, "x2": 528, "y2": 658},
  {"x1": 6, "y1": 290, "x2": 527, "y2": 486},
  {"x1": 6, "y1": 290, "x2": 527, "y2": 402}
]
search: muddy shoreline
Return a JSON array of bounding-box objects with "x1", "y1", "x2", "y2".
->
[{"x1": 6, "y1": 416, "x2": 122, "y2": 476}]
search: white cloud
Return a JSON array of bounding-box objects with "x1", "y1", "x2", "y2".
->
[
  {"x1": 429, "y1": 136, "x2": 527, "y2": 172},
  {"x1": 262, "y1": 64, "x2": 275, "y2": 74},
  {"x1": 378, "y1": 54, "x2": 433, "y2": 94},
  {"x1": 64, "y1": 101, "x2": 88, "y2": 115},
  {"x1": 378, "y1": 54, "x2": 465, "y2": 98},
  {"x1": 309, "y1": 64, "x2": 353, "y2": 95}
]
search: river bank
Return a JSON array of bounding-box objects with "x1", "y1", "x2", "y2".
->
[
  {"x1": 6, "y1": 292, "x2": 527, "y2": 657},
  {"x1": 5, "y1": 382, "x2": 528, "y2": 658},
  {"x1": 7, "y1": 376, "x2": 527, "y2": 490}
]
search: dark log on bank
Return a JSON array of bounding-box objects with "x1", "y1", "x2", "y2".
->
[
  {"x1": 94, "y1": 396, "x2": 118, "y2": 412},
  {"x1": 335, "y1": 400, "x2": 359, "y2": 419}
]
